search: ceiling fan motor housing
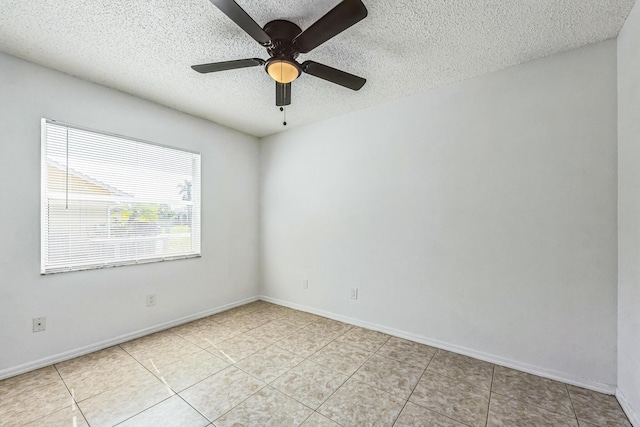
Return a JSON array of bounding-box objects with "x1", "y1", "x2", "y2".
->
[
  {"x1": 263, "y1": 20, "x2": 303, "y2": 82},
  {"x1": 263, "y1": 20, "x2": 303, "y2": 59}
]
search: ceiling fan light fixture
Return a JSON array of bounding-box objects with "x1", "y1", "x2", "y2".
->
[{"x1": 266, "y1": 59, "x2": 300, "y2": 84}]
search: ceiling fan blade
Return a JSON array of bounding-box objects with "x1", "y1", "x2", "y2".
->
[
  {"x1": 276, "y1": 82, "x2": 291, "y2": 106},
  {"x1": 293, "y1": 0, "x2": 367, "y2": 54},
  {"x1": 208, "y1": 0, "x2": 271, "y2": 46},
  {"x1": 301, "y1": 61, "x2": 366, "y2": 90},
  {"x1": 191, "y1": 58, "x2": 264, "y2": 73}
]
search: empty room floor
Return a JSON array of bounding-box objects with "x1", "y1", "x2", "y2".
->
[{"x1": 0, "y1": 300, "x2": 631, "y2": 427}]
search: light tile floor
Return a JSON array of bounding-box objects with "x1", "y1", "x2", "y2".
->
[{"x1": 0, "y1": 300, "x2": 632, "y2": 427}]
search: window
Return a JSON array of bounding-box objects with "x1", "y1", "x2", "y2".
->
[{"x1": 41, "y1": 119, "x2": 201, "y2": 274}]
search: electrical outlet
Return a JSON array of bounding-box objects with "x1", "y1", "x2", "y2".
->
[
  {"x1": 351, "y1": 288, "x2": 358, "y2": 300},
  {"x1": 146, "y1": 294, "x2": 156, "y2": 306},
  {"x1": 32, "y1": 317, "x2": 46, "y2": 332},
  {"x1": 302, "y1": 280, "x2": 309, "y2": 289}
]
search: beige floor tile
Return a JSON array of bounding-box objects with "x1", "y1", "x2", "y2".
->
[
  {"x1": 77, "y1": 370, "x2": 174, "y2": 427},
  {"x1": 120, "y1": 330, "x2": 186, "y2": 354},
  {"x1": 190, "y1": 316, "x2": 222, "y2": 328},
  {"x1": 309, "y1": 341, "x2": 372, "y2": 376},
  {"x1": 318, "y1": 378, "x2": 405, "y2": 427},
  {"x1": 243, "y1": 320, "x2": 302, "y2": 343},
  {"x1": 426, "y1": 350, "x2": 494, "y2": 390},
  {"x1": 207, "y1": 333, "x2": 271, "y2": 363},
  {"x1": 300, "y1": 412, "x2": 342, "y2": 426},
  {"x1": 62, "y1": 358, "x2": 149, "y2": 401},
  {"x1": 278, "y1": 311, "x2": 321, "y2": 327},
  {"x1": 568, "y1": 385, "x2": 632, "y2": 427},
  {"x1": 211, "y1": 308, "x2": 255, "y2": 324},
  {"x1": 180, "y1": 366, "x2": 264, "y2": 421},
  {"x1": 214, "y1": 386, "x2": 313, "y2": 426},
  {"x1": 394, "y1": 402, "x2": 468, "y2": 427},
  {"x1": 5, "y1": 302, "x2": 610, "y2": 427},
  {"x1": 253, "y1": 308, "x2": 287, "y2": 321},
  {"x1": 119, "y1": 395, "x2": 209, "y2": 427},
  {"x1": 56, "y1": 346, "x2": 133, "y2": 379},
  {"x1": 258, "y1": 305, "x2": 295, "y2": 318},
  {"x1": 128, "y1": 336, "x2": 203, "y2": 370},
  {"x1": 224, "y1": 313, "x2": 274, "y2": 330},
  {"x1": 0, "y1": 365, "x2": 61, "y2": 398},
  {"x1": 410, "y1": 371, "x2": 490, "y2": 427},
  {"x1": 219, "y1": 309, "x2": 282, "y2": 327},
  {"x1": 22, "y1": 404, "x2": 89, "y2": 427},
  {"x1": 335, "y1": 326, "x2": 390, "y2": 352},
  {"x1": 492, "y1": 366, "x2": 574, "y2": 417},
  {"x1": 152, "y1": 349, "x2": 229, "y2": 392},
  {"x1": 302, "y1": 318, "x2": 353, "y2": 338},
  {"x1": 0, "y1": 380, "x2": 73, "y2": 427},
  {"x1": 276, "y1": 316, "x2": 323, "y2": 329},
  {"x1": 354, "y1": 354, "x2": 424, "y2": 399},
  {"x1": 271, "y1": 360, "x2": 349, "y2": 409},
  {"x1": 240, "y1": 300, "x2": 275, "y2": 312},
  {"x1": 169, "y1": 318, "x2": 214, "y2": 337},
  {"x1": 298, "y1": 325, "x2": 345, "y2": 341},
  {"x1": 487, "y1": 393, "x2": 578, "y2": 427},
  {"x1": 220, "y1": 303, "x2": 256, "y2": 314},
  {"x1": 235, "y1": 345, "x2": 304, "y2": 382},
  {"x1": 273, "y1": 328, "x2": 334, "y2": 358},
  {"x1": 376, "y1": 337, "x2": 437, "y2": 369},
  {"x1": 179, "y1": 322, "x2": 249, "y2": 348}
]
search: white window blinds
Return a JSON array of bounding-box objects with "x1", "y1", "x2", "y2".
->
[{"x1": 41, "y1": 119, "x2": 201, "y2": 274}]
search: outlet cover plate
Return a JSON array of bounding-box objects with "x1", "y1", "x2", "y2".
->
[
  {"x1": 146, "y1": 294, "x2": 156, "y2": 306},
  {"x1": 32, "y1": 317, "x2": 46, "y2": 332}
]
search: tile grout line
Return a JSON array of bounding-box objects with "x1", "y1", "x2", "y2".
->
[
  {"x1": 270, "y1": 317, "x2": 351, "y2": 424},
  {"x1": 208, "y1": 307, "x2": 326, "y2": 423},
  {"x1": 134, "y1": 303, "x2": 286, "y2": 426},
  {"x1": 300, "y1": 330, "x2": 430, "y2": 426},
  {"x1": 565, "y1": 383, "x2": 581, "y2": 425},
  {"x1": 418, "y1": 350, "x2": 494, "y2": 392},
  {"x1": 56, "y1": 341, "x2": 175, "y2": 425},
  {"x1": 485, "y1": 364, "x2": 496, "y2": 427},
  {"x1": 82, "y1": 343, "x2": 177, "y2": 426},
  {"x1": 260, "y1": 318, "x2": 355, "y2": 426},
  {"x1": 183, "y1": 310, "x2": 346, "y2": 426},
  {"x1": 265, "y1": 321, "x2": 376, "y2": 425},
  {"x1": 52, "y1": 363, "x2": 91, "y2": 427},
  {"x1": 389, "y1": 348, "x2": 432, "y2": 427},
  {"x1": 403, "y1": 349, "x2": 476, "y2": 427},
  {"x1": 276, "y1": 326, "x2": 457, "y2": 426},
  {"x1": 110, "y1": 394, "x2": 175, "y2": 426},
  {"x1": 490, "y1": 388, "x2": 581, "y2": 420}
]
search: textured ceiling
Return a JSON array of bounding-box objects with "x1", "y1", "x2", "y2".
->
[{"x1": 0, "y1": 0, "x2": 635, "y2": 137}]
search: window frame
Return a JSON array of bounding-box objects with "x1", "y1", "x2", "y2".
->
[{"x1": 40, "y1": 118, "x2": 201, "y2": 274}]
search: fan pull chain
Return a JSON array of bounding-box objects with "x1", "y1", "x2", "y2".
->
[{"x1": 279, "y1": 63, "x2": 286, "y2": 126}]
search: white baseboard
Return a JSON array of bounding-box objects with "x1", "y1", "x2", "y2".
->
[
  {"x1": 260, "y1": 295, "x2": 617, "y2": 395},
  {"x1": 2, "y1": 293, "x2": 621, "y2": 400},
  {"x1": 617, "y1": 388, "x2": 640, "y2": 427},
  {"x1": 0, "y1": 296, "x2": 258, "y2": 381}
]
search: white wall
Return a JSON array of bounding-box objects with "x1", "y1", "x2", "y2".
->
[
  {"x1": 0, "y1": 52, "x2": 260, "y2": 377},
  {"x1": 261, "y1": 40, "x2": 618, "y2": 389},
  {"x1": 617, "y1": 0, "x2": 640, "y2": 423}
]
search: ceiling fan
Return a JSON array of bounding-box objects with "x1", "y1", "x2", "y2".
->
[{"x1": 192, "y1": 0, "x2": 368, "y2": 107}]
